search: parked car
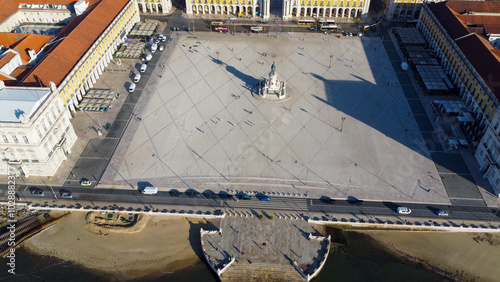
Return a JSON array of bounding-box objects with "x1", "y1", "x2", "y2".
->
[
  {"x1": 128, "y1": 83, "x2": 136, "y2": 93},
  {"x1": 31, "y1": 190, "x2": 45, "y2": 197},
  {"x1": 256, "y1": 194, "x2": 270, "y2": 201},
  {"x1": 437, "y1": 210, "x2": 449, "y2": 216},
  {"x1": 159, "y1": 45, "x2": 164, "y2": 51},
  {"x1": 397, "y1": 207, "x2": 411, "y2": 214},
  {"x1": 61, "y1": 192, "x2": 73, "y2": 199}
]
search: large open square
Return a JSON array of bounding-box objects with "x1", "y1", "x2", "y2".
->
[{"x1": 101, "y1": 32, "x2": 450, "y2": 204}]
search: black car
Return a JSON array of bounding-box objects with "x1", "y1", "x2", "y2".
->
[
  {"x1": 218, "y1": 194, "x2": 234, "y2": 200},
  {"x1": 169, "y1": 191, "x2": 181, "y2": 197},
  {"x1": 321, "y1": 197, "x2": 335, "y2": 204},
  {"x1": 347, "y1": 199, "x2": 364, "y2": 205},
  {"x1": 31, "y1": 190, "x2": 45, "y2": 197}
]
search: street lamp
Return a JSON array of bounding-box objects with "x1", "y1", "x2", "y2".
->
[
  {"x1": 340, "y1": 117, "x2": 346, "y2": 132},
  {"x1": 329, "y1": 55, "x2": 333, "y2": 69},
  {"x1": 48, "y1": 177, "x2": 57, "y2": 201},
  {"x1": 216, "y1": 51, "x2": 219, "y2": 61},
  {"x1": 490, "y1": 205, "x2": 500, "y2": 225}
]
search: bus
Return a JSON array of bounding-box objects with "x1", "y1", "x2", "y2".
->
[
  {"x1": 250, "y1": 26, "x2": 262, "y2": 33},
  {"x1": 318, "y1": 19, "x2": 336, "y2": 25},
  {"x1": 363, "y1": 19, "x2": 382, "y2": 31},
  {"x1": 214, "y1": 26, "x2": 228, "y2": 32},
  {"x1": 297, "y1": 20, "x2": 316, "y2": 25},
  {"x1": 320, "y1": 25, "x2": 341, "y2": 32},
  {"x1": 211, "y1": 21, "x2": 223, "y2": 26}
]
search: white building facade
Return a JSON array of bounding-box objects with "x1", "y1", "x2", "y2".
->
[
  {"x1": 185, "y1": 0, "x2": 370, "y2": 19},
  {"x1": 475, "y1": 113, "x2": 500, "y2": 196},
  {"x1": 136, "y1": 0, "x2": 172, "y2": 14},
  {"x1": 0, "y1": 84, "x2": 77, "y2": 177}
]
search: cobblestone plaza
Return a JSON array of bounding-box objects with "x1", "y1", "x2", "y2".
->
[{"x1": 102, "y1": 32, "x2": 450, "y2": 204}]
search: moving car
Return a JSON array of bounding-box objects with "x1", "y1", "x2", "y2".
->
[
  {"x1": 256, "y1": 194, "x2": 270, "y2": 201},
  {"x1": 321, "y1": 197, "x2": 335, "y2": 204},
  {"x1": 61, "y1": 192, "x2": 73, "y2": 199},
  {"x1": 31, "y1": 190, "x2": 45, "y2": 197},
  {"x1": 437, "y1": 210, "x2": 449, "y2": 216},
  {"x1": 141, "y1": 186, "x2": 158, "y2": 195},
  {"x1": 397, "y1": 207, "x2": 411, "y2": 214},
  {"x1": 347, "y1": 199, "x2": 364, "y2": 205},
  {"x1": 237, "y1": 194, "x2": 251, "y2": 200},
  {"x1": 80, "y1": 179, "x2": 92, "y2": 186}
]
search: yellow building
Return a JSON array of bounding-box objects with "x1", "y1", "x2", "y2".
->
[{"x1": 418, "y1": 1, "x2": 500, "y2": 195}]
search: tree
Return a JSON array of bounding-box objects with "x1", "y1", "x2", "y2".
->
[
  {"x1": 269, "y1": 215, "x2": 274, "y2": 220},
  {"x1": 259, "y1": 214, "x2": 263, "y2": 220}
]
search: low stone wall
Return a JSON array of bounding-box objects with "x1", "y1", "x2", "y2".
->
[
  {"x1": 200, "y1": 228, "x2": 235, "y2": 277},
  {"x1": 308, "y1": 217, "x2": 500, "y2": 233},
  {"x1": 27, "y1": 205, "x2": 226, "y2": 219},
  {"x1": 292, "y1": 234, "x2": 331, "y2": 281}
]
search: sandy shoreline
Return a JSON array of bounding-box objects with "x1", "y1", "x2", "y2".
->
[
  {"x1": 24, "y1": 212, "x2": 215, "y2": 279},
  {"x1": 23, "y1": 212, "x2": 500, "y2": 281},
  {"x1": 360, "y1": 230, "x2": 500, "y2": 281}
]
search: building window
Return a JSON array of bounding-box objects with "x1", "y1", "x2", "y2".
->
[
  {"x1": 37, "y1": 129, "x2": 43, "y2": 139},
  {"x1": 23, "y1": 136, "x2": 29, "y2": 144},
  {"x1": 496, "y1": 178, "x2": 500, "y2": 185},
  {"x1": 42, "y1": 122, "x2": 48, "y2": 132},
  {"x1": 12, "y1": 136, "x2": 19, "y2": 144},
  {"x1": 1, "y1": 135, "x2": 8, "y2": 143}
]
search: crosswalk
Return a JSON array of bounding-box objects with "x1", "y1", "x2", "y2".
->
[{"x1": 225, "y1": 197, "x2": 309, "y2": 211}]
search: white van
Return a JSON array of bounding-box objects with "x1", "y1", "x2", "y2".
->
[
  {"x1": 128, "y1": 83, "x2": 136, "y2": 92},
  {"x1": 140, "y1": 64, "x2": 147, "y2": 73},
  {"x1": 141, "y1": 186, "x2": 158, "y2": 195},
  {"x1": 151, "y1": 43, "x2": 157, "y2": 53},
  {"x1": 133, "y1": 73, "x2": 141, "y2": 83}
]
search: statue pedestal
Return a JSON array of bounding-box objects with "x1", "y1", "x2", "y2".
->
[{"x1": 260, "y1": 70, "x2": 286, "y2": 100}]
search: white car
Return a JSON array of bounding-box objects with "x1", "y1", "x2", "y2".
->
[
  {"x1": 159, "y1": 45, "x2": 164, "y2": 51},
  {"x1": 437, "y1": 210, "x2": 449, "y2": 216},
  {"x1": 397, "y1": 207, "x2": 411, "y2": 214},
  {"x1": 80, "y1": 180, "x2": 92, "y2": 186}
]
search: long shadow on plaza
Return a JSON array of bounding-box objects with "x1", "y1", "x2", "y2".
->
[
  {"x1": 309, "y1": 45, "x2": 490, "y2": 206},
  {"x1": 209, "y1": 55, "x2": 259, "y2": 92}
]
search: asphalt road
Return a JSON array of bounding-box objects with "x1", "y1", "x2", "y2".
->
[{"x1": 8, "y1": 185, "x2": 500, "y2": 223}]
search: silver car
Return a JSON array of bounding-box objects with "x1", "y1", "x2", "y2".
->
[
  {"x1": 61, "y1": 192, "x2": 73, "y2": 199},
  {"x1": 437, "y1": 210, "x2": 449, "y2": 216},
  {"x1": 397, "y1": 207, "x2": 411, "y2": 214}
]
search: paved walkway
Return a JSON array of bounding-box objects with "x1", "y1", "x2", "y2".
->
[
  {"x1": 201, "y1": 216, "x2": 328, "y2": 281},
  {"x1": 384, "y1": 26, "x2": 499, "y2": 207}
]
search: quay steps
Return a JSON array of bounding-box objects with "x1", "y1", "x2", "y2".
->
[{"x1": 221, "y1": 262, "x2": 304, "y2": 282}]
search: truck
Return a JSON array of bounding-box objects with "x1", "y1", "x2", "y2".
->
[{"x1": 141, "y1": 186, "x2": 158, "y2": 195}]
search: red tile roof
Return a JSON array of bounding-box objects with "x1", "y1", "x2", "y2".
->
[
  {"x1": 21, "y1": 0, "x2": 129, "y2": 87},
  {"x1": 428, "y1": 0, "x2": 500, "y2": 99},
  {"x1": 0, "y1": 52, "x2": 16, "y2": 68},
  {"x1": 0, "y1": 33, "x2": 54, "y2": 63}
]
